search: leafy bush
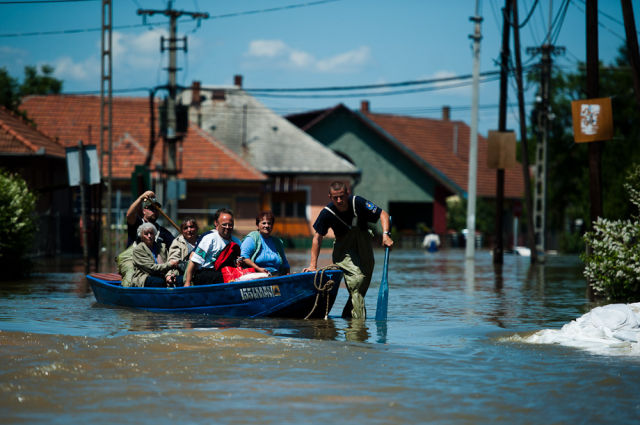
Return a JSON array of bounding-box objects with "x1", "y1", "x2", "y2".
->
[
  {"x1": 583, "y1": 165, "x2": 640, "y2": 300},
  {"x1": 0, "y1": 169, "x2": 38, "y2": 278},
  {"x1": 558, "y1": 231, "x2": 585, "y2": 254}
]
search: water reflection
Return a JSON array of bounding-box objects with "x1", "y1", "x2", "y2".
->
[
  {"x1": 375, "y1": 320, "x2": 388, "y2": 344},
  {"x1": 344, "y1": 319, "x2": 370, "y2": 342}
]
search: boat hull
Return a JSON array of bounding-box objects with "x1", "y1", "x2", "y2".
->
[{"x1": 87, "y1": 270, "x2": 342, "y2": 319}]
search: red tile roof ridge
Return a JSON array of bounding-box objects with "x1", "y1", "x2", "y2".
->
[
  {"x1": 364, "y1": 111, "x2": 464, "y2": 124},
  {"x1": 116, "y1": 132, "x2": 147, "y2": 155},
  {"x1": 22, "y1": 93, "x2": 157, "y2": 103}
]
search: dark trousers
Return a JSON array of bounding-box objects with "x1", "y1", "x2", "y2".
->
[
  {"x1": 144, "y1": 276, "x2": 167, "y2": 287},
  {"x1": 144, "y1": 275, "x2": 184, "y2": 287},
  {"x1": 193, "y1": 268, "x2": 224, "y2": 285}
]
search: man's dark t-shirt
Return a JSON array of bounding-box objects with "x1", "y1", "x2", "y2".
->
[
  {"x1": 313, "y1": 195, "x2": 382, "y2": 239},
  {"x1": 127, "y1": 215, "x2": 175, "y2": 247}
]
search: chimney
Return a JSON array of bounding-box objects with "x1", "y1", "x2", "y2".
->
[
  {"x1": 361, "y1": 100, "x2": 370, "y2": 113},
  {"x1": 234, "y1": 74, "x2": 243, "y2": 88},
  {"x1": 191, "y1": 81, "x2": 201, "y2": 106},
  {"x1": 442, "y1": 105, "x2": 450, "y2": 121}
]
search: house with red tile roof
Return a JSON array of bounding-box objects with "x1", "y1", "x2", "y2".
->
[
  {"x1": 287, "y1": 101, "x2": 525, "y2": 246},
  {"x1": 179, "y1": 77, "x2": 361, "y2": 239},
  {"x1": 0, "y1": 106, "x2": 74, "y2": 255},
  {"x1": 19, "y1": 95, "x2": 269, "y2": 244}
]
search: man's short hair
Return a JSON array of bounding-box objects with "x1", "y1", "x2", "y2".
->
[
  {"x1": 329, "y1": 181, "x2": 348, "y2": 193},
  {"x1": 213, "y1": 208, "x2": 234, "y2": 224}
]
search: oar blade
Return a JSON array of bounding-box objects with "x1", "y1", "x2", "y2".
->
[{"x1": 375, "y1": 247, "x2": 390, "y2": 321}]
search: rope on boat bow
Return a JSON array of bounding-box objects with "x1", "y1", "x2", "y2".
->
[{"x1": 304, "y1": 265, "x2": 341, "y2": 320}]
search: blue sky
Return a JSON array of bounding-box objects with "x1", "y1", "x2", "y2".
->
[{"x1": 1, "y1": 0, "x2": 637, "y2": 135}]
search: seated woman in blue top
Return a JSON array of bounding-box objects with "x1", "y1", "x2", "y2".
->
[{"x1": 239, "y1": 211, "x2": 290, "y2": 276}]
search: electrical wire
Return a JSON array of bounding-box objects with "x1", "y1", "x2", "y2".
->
[
  {"x1": 246, "y1": 70, "x2": 506, "y2": 93},
  {"x1": 0, "y1": 0, "x2": 343, "y2": 38},
  {"x1": 549, "y1": 0, "x2": 571, "y2": 45},
  {"x1": 0, "y1": 0, "x2": 96, "y2": 3},
  {"x1": 507, "y1": 0, "x2": 539, "y2": 28},
  {"x1": 205, "y1": 0, "x2": 341, "y2": 20},
  {"x1": 248, "y1": 77, "x2": 502, "y2": 99},
  {"x1": 569, "y1": 0, "x2": 628, "y2": 43}
]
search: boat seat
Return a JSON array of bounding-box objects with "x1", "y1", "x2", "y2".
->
[{"x1": 89, "y1": 272, "x2": 122, "y2": 283}]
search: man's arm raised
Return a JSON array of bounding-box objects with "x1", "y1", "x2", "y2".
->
[{"x1": 126, "y1": 190, "x2": 155, "y2": 226}]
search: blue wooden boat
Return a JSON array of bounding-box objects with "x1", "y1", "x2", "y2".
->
[{"x1": 86, "y1": 270, "x2": 343, "y2": 319}]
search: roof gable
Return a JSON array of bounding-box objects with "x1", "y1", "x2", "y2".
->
[
  {"x1": 19, "y1": 95, "x2": 266, "y2": 182},
  {"x1": 289, "y1": 104, "x2": 524, "y2": 199},
  {"x1": 361, "y1": 112, "x2": 524, "y2": 198},
  {"x1": 182, "y1": 88, "x2": 359, "y2": 175},
  {"x1": 0, "y1": 106, "x2": 65, "y2": 158}
]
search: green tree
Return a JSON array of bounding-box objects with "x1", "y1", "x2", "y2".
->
[
  {"x1": 0, "y1": 169, "x2": 38, "y2": 279},
  {"x1": 0, "y1": 68, "x2": 19, "y2": 110},
  {"x1": 0, "y1": 65, "x2": 62, "y2": 114},
  {"x1": 20, "y1": 65, "x2": 62, "y2": 97},
  {"x1": 527, "y1": 46, "x2": 640, "y2": 243}
]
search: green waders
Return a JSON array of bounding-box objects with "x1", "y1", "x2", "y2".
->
[{"x1": 332, "y1": 227, "x2": 375, "y2": 319}]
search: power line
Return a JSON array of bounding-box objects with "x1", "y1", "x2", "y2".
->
[
  {"x1": 570, "y1": 0, "x2": 628, "y2": 43},
  {"x1": 248, "y1": 77, "x2": 502, "y2": 99},
  {"x1": 0, "y1": 0, "x2": 342, "y2": 38},
  {"x1": 205, "y1": 0, "x2": 341, "y2": 20},
  {"x1": 0, "y1": 0, "x2": 96, "y2": 3},
  {"x1": 246, "y1": 70, "x2": 505, "y2": 92},
  {"x1": 0, "y1": 23, "x2": 146, "y2": 38},
  {"x1": 58, "y1": 69, "x2": 513, "y2": 98},
  {"x1": 549, "y1": 0, "x2": 570, "y2": 45}
]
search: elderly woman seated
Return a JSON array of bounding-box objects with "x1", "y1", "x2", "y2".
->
[
  {"x1": 131, "y1": 222, "x2": 179, "y2": 287},
  {"x1": 239, "y1": 211, "x2": 290, "y2": 276},
  {"x1": 165, "y1": 217, "x2": 199, "y2": 286}
]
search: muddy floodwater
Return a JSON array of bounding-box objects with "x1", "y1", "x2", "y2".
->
[{"x1": 1, "y1": 249, "x2": 639, "y2": 424}]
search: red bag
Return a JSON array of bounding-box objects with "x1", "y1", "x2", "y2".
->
[{"x1": 221, "y1": 266, "x2": 256, "y2": 283}]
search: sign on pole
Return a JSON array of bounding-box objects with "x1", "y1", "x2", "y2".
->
[
  {"x1": 486, "y1": 130, "x2": 517, "y2": 169},
  {"x1": 571, "y1": 97, "x2": 613, "y2": 143},
  {"x1": 65, "y1": 144, "x2": 101, "y2": 186}
]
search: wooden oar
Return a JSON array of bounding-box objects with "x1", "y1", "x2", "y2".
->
[
  {"x1": 375, "y1": 244, "x2": 391, "y2": 321},
  {"x1": 147, "y1": 198, "x2": 181, "y2": 233}
]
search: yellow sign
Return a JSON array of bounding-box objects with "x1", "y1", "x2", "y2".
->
[
  {"x1": 486, "y1": 130, "x2": 517, "y2": 169},
  {"x1": 571, "y1": 97, "x2": 613, "y2": 143}
]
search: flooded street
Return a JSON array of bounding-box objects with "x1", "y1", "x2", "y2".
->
[{"x1": 1, "y1": 249, "x2": 639, "y2": 424}]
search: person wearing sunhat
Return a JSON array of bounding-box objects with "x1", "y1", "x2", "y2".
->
[{"x1": 125, "y1": 190, "x2": 175, "y2": 247}]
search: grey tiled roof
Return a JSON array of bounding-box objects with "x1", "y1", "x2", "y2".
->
[{"x1": 181, "y1": 87, "x2": 359, "y2": 175}]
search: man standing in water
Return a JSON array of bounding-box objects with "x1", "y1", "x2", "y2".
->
[{"x1": 304, "y1": 181, "x2": 393, "y2": 319}]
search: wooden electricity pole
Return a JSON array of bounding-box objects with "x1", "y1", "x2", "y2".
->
[
  {"x1": 586, "y1": 0, "x2": 602, "y2": 224},
  {"x1": 494, "y1": 0, "x2": 512, "y2": 265}
]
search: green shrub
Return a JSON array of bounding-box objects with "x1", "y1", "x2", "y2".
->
[
  {"x1": 582, "y1": 165, "x2": 640, "y2": 301},
  {"x1": 559, "y1": 231, "x2": 585, "y2": 254},
  {"x1": 0, "y1": 169, "x2": 38, "y2": 278}
]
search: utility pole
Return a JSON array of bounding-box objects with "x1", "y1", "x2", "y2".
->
[
  {"x1": 621, "y1": 0, "x2": 640, "y2": 109},
  {"x1": 137, "y1": 2, "x2": 208, "y2": 221},
  {"x1": 586, "y1": 0, "x2": 602, "y2": 224},
  {"x1": 511, "y1": 0, "x2": 537, "y2": 264},
  {"x1": 466, "y1": 0, "x2": 482, "y2": 261},
  {"x1": 100, "y1": 0, "x2": 113, "y2": 270},
  {"x1": 494, "y1": 0, "x2": 512, "y2": 265},
  {"x1": 526, "y1": 2, "x2": 564, "y2": 261}
]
